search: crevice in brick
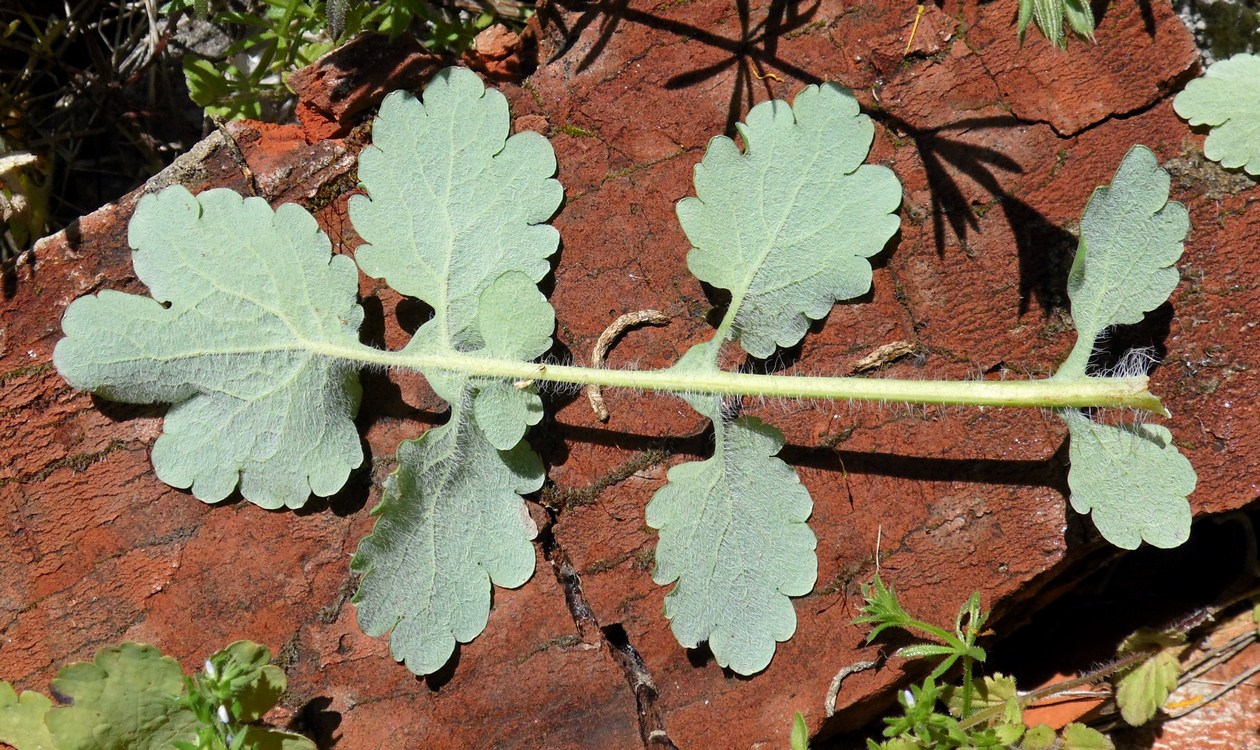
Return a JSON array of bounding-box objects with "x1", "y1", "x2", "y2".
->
[{"x1": 541, "y1": 523, "x2": 679, "y2": 749}]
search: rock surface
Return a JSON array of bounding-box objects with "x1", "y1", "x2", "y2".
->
[{"x1": 2, "y1": 0, "x2": 1258, "y2": 747}]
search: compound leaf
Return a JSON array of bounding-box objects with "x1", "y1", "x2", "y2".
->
[
  {"x1": 45, "y1": 643, "x2": 198, "y2": 750},
  {"x1": 0, "y1": 681, "x2": 56, "y2": 750},
  {"x1": 351, "y1": 396, "x2": 542, "y2": 675},
  {"x1": 646, "y1": 417, "x2": 816, "y2": 675},
  {"x1": 1058, "y1": 146, "x2": 1189, "y2": 377},
  {"x1": 1174, "y1": 53, "x2": 1260, "y2": 175},
  {"x1": 1061, "y1": 410, "x2": 1195, "y2": 549},
  {"x1": 677, "y1": 83, "x2": 900, "y2": 359},
  {"x1": 54, "y1": 186, "x2": 365, "y2": 509},
  {"x1": 347, "y1": 68, "x2": 560, "y2": 676}
]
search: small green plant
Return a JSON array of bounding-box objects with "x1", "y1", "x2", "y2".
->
[
  {"x1": 0, "y1": 641, "x2": 310, "y2": 750},
  {"x1": 53, "y1": 68, "x2": 1197, "y2": 678},
  {"x1": 853, "y1": 576, "x2": 1165, "y2": 750},
  {"x1": 1018, "y1": 0, "x2": 1095, "y2": 49},
  {"x1": 171, "y1": 0, "x2": 496, "y2": 120}
]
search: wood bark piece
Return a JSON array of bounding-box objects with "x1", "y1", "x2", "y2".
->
[{"x1": 2, "y1": 0, "x2": 1258, "y2": 747}]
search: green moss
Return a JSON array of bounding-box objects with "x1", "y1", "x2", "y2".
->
[{"x1": 556, "y1": 123, "x2": 596, "y2": 138}]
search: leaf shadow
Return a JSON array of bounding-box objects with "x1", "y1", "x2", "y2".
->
[
  {"x1": 542, "y1": 0, "x2": 825, "y2": 137},
  {"x1": 873, "y1": 112, "x2": 1078, "y2": 316},
  {"x1": 289, "y1": 696, "x2": 343, "y2": 749}
]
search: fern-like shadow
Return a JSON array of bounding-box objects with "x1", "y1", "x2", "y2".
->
[{"x1": 873, "y1": 112, "x2": 1078, "y2": 315}]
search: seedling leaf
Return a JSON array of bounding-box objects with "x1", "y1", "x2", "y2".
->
[
  {"x1": 790, "y1": 711, "x2": 809, "y2": 750},
  {"x1": 53, "y1": 186, "x2": 366, "y2": 509},
  {"x1": 646, "y1": 417, "x2": 816, "y2": 674},
  {"x1": 207, "y1": 641, "x2": 286, "y2": 723},
  {"x1": 1174, "y1": 53, "x2": 1260, "y2": 175},
  {"x1": 1058, "y1": 146, "x2": 1189, "y2": 378},
  {"x1": 1060, "y1": 722, "x2": 1115, "y2": 750},
  {"x1": 677, "y1": 83, "x2": 900, "y2": 359},
  {"x1": 1114, "y1": 629, "x2": 1185, "y2": 726},
  {"x1": 0, "y1": 681, "x2": 56, "y2": 750},
  {"x1": 45, "y1": 643, "x2": 198, "y2": 750},
  {"x1": 351, "y1": 396, "x2": 542, "y2": 675},
  {"x1": 239, "y1": 727, "x2": 319, "y2": 750},
  {"x1": 1062, "y1": 410, "x2": 1195, "y2": 549}
]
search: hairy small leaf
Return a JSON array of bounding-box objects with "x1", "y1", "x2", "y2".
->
[
  {"x1": 347, "y1": 67, "x2": 561, "y2": 676},
  {"x1": 54, "y1": 186, "x2": 365, "y2": 509},
  {"x1": 351, "y1": 397, "x2": 542, "y2": 675},
  {"x1": 0, "y1": 681, "x2": 56, "y2": 750},
  {"x1": 790, "y1": 711, "x2": 809, "y2": 750},
  {"x1": 647, "y1": 417, "x2": 816, "y2": 674},
  {"x1": 1174, "y1": 53, "x2": 1260, "y2": 175},
  {"x1": 1062, "y1": 410, "x2": 1195, "y2": 549},
  {"x1": 45, "y1": 643, "x2": 198, "y2": 750},
  {"x1": 943, "y1": 673, "x2": 1017, "y2": 718},
  {"x1": 677, "y1": 83, "x2": 900, "y2": 359},
  {"x1": 1114, "y1": 629, "x2": 1185, "y2": 726},
  {"x1": 1058, "y1": 146, "x2": 1189, "y2": 377},
  {"x1": 1021, "y1": 724, "x2": 1057, "y2": 750},
  {"x1": 1060, "y1": 722, "x2": 1115, "y2": 750},
  {"x1": 1017, "y1": 0, "x2": 1095, "y2": 48}
]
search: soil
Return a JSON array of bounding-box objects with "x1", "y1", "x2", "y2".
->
[{"x1": 2, "y1": 0, "x2": 1259, "y2": 748}]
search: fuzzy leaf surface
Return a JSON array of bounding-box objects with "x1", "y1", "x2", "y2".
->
[
  {"x1": 1060, "y1": 722, "x2": 1115, "y2": 750},
  {"x1": 1174, "y1": 54, "x2": 1260, "y2": 175},
  {"x1": 646, "y1": 417, "x2": 816, "y2": 674},
  {"x1": 1059, "y1": 146, "x2": 1188, "y2": 377},
  {"x1": 0, "y1": 682, "x2": 56, "y2": 750},
  {"x1": 349, "y1": 66, "x2": 561, "y2": 354},
  {"x1": 1114, "y1": 630, "x2": 1185, "y2": 726},
  {"x1": 677, "y1": 83, "x2": 900, "y2": 359},
  {"x1": 45, "y1": 643, "x2": 198, "y2": 750},
  {"x1": 53, "y1": 186, "x2": 365, "y2": 509},
  {"x1": 1062, "y1": 410, "x2": 1195, "y2": 549},
  {"x1": 347, "y1": 68, "x2": 560, "y2": 676},
  {"x1": 351, "y1": 398, "x2": 542, "y2": 675}
]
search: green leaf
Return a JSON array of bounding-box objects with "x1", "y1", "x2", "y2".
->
[
  {"x1": 677, "y1": 83, "x2": 900, "y2": 359},
  {"x1": 943, "y1": 673, "x2": 1017, "y2": 717},
  {"x1": 646, "y1": 417, "x2": 816, "y2": 675},
  {"x1": 349, "y1": 67, "x2": 561, "y2": 355},
  {"x1": 1058, "y1": 146, "x2": 1189, "y2": 378},
  {"x1": 351, "y1": 396, "x2": 543, "y2": 675},
  {"x1": 1062, "y1": 409, "x2": 1195, "y2": 549},
  {"x1": 347, "y1": 67, "x2": 560, "y2": 676},
  {"x1": 0, "y1": 681, "x2": 57, "y2": 750},
  {"x1": 790, "y1": 711, "x2": 809, "y2": 750},
  {"x1": 45, "y1": 643, "x2": 198, "y2": 750},
  {"x1": 207, "y1": 641, "x2": 285, "y2": 723},
  {"x1": 1114, "y1": 629, "x2": 1185, "y2": 726},
  {"x1": 239, "y1": 727, "x2": 318, "y2": 750},
  {"x1": 53, "y1": 186, "x2": 365, "y2": 509},
  {"x1": 1174, "y1": 53, "x2": 1260, "y2": 175},
  {"x1": 1021, "y1": 724, "x2": 1057, "y2": 750},
  {"x1": 1017, "y1": 0, "x2": 1094, "y2": 47},
  {"x1": 1060, "y1": 722, "x2": 1115, "y2": 750}
]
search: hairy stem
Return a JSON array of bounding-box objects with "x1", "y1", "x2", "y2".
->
[{"x1": 306, "y1": 340, "x2": 1169, "y2": 414}]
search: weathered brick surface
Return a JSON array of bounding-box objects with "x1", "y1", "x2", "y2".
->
[{"x1": 3, "y1": 0, "x2": 1256, "y2": 746}]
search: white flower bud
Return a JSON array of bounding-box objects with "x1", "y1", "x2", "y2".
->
[{"x1": 218, "y1": 705, "x2": 231, "y2": 725}]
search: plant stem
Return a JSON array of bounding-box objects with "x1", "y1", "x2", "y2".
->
[{"x1": 316, "y1": 341, "x2": 1168, "y2": 414}]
